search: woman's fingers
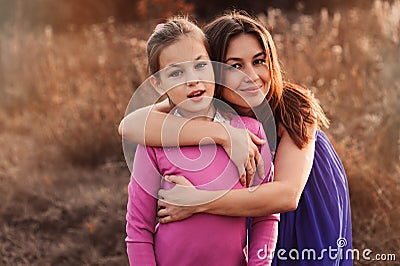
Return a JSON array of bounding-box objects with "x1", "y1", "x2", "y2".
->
[
  {"x1": 165, "y1": 175, "x2": 194, "y2": 186},
  {"x1": 250, "y1": 153, "x2": 256, "y2": 175},
  {"x1": 237, "y1": 164, "x2": 246, "y2": 186},
  {"x1": 158, "y1": 207, "x2": 168, "y2": 217},
  {"x1": 250, "y1": 155, "x2": 257, "y2": 187},
  {"x1": 159, "y1": 216, "x2": 173, "y2": 224},
  {"x1": 158, "y1": 176, "x2": 206, "y2": 206},
  {"x1": 158, "y1": 199, "x2": 167, "y2": 207},
  {"x1": 220, "y1": 125, "x2": 266, "y2": 185},
  {"x1": 247, "y1": 129, "x2": 266, "y2": 145},
  {"x1": 245, "y1": 158, "x2": 255, "y2": 187},
  {"x1": 255, "y1": 151, "x2": 266, "y2": 179},
  {"x1": 157, "y1": 199, "x2": 196, "y2": 223},
  {"x1": 158, "y1": 189, "x2": 167, "y2": 199},
  {"x1": 246, "y1": 129, "x2": 266, "y2": 179},
  {"x1": 240, "y1": 173, "x2": 246, "y2": 186}
]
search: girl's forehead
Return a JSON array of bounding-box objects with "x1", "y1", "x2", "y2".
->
[{"x1": 159, "y1": 36, "x2": 209, "y2": 69}]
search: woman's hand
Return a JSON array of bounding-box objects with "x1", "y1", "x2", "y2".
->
[
  {"x1": 157, "y1": 175, "x2": 201, "y2": 223},
  {"x1": 220, "y1": 124, "x2": 266, "y2": 186}
]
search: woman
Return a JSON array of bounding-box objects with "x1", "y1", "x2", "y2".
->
[{"x1": 119, "y1": 11, "x2": 352, "y2": 265}]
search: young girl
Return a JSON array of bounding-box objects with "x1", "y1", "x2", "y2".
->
[
  {"x1": 121, "y1": 12, "x2": 352, "y2": 265},
  {"x1": 125, "y1": 17, "x2": 278, "y2": 265}
]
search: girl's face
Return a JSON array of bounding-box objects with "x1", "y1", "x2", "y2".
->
[
  {"x1": 155, "y1": 36, "x2": 215, "y2": 119},
  {"x1": 222, "y1": 34, "x2": 271, "y2": 112}
]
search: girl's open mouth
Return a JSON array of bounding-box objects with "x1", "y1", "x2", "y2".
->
[{"x1": 187, "y1": 90, "x2": 206, "y2": 98}]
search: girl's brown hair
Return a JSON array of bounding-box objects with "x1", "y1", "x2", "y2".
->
[
  {"x1": 204, "y1": 11, "x2": 329, "y2": 148},
  {"x1": 146, "y1": 16, "x2": 209, "y2": 75}
]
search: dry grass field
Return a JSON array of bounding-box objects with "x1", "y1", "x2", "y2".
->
[{"x1": 0, "y1": 1, "x2": 398, "y2": 265}]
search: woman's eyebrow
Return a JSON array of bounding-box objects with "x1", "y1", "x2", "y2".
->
[
  {"x1": 253, "y1": 51, "x2": 266, "y2": 58},
  {"x1": 225, "y1": 51, "x2": 266, "y2": 63},
  {"x1": 224, "y1": 57, "x2": 242, "y2": 63}
]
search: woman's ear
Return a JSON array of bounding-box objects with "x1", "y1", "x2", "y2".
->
[{"x1": 150, "y1": 75, "x2": 163, "y2": 94}]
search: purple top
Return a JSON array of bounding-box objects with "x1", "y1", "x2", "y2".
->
[{"x1": 126, "y1": 115, "x2": 279, "y2": 265}]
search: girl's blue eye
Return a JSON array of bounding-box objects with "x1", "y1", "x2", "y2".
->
[
  {"x1": 195, "y1": 62, "x2": 207, "y2": 69},
  {"x1": 169, "y1": 70, "x2": 183, "y2": 78}
]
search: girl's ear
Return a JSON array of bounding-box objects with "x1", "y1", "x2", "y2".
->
[{"x1": 150, "y1": 75, "x2": 163, "y2": 94}]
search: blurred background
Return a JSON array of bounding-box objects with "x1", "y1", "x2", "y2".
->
[{"x1": 0, "y1": 0, "x2": 398, "y2": 265}]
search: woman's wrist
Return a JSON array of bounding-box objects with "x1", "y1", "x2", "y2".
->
[
  {"x1": 194, "y1": 203, "x2": 209, "y2": 214},
  {"x1": 192, "y1": 189, "x2": 223, "y2": 214}
]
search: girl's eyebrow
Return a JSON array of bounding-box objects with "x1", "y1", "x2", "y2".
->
[
  {"x1": 166, "y1": 54, "x2": 209, "y2": 68},
  {"x1": 195, "y1": 54, "x2": 209, "y2": 60}
]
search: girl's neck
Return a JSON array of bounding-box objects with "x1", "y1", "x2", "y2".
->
[{"x1": 175, "y1": 104, "x2": 216, "y2": 121}]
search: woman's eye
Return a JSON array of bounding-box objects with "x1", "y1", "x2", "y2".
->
[
  {"x1": 169, "y1": 70, "x2": 183, "y2": 78},
  {"x1": 254, "y1": 59, "x2": 266, "y2": 65},
  {"x1": 195, "y1": 62, "x2": 207, "y2": 69},
  {"x1": 227, "y1": 63, "x2": 241, "y2": 70}
]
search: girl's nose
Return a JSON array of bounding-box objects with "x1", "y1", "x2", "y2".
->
[
  {"x1": 185, "y1": 70, "x2": 200, "y2": 86},
  {"x1": 186, "y1": 80, "x2": 199, "y2": 86}
]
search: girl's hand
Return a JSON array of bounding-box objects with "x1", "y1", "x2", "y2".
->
[
  {"x1": 157, "y1": 175, "x2": 201, "y2": 223},
  {"x1": 221, "y1": 125, "x2": 266, "y2": 186}
]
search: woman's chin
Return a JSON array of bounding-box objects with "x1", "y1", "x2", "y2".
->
[{"x1": 243, "y1": 96, "x2": 265, "y2": 108}]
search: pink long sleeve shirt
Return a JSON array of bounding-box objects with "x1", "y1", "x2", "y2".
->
[{"x1": 126, "y1": 115, "x2": 279, "y2": 266}]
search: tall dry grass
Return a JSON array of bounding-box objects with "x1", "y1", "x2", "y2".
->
[
  {"x1": 1, "y1": 18, "x2": 149, "y2": 166},
  {"x1": 0, "y1": 18, "x2": 148, "y2": 264},
  {"x1": 0, "y1": 0, "x2": 399, "y2": 264}
]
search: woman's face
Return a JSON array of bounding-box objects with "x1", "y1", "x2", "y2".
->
[{"x1": 222, "y1": 34, "x2": 271, "y2": 112}]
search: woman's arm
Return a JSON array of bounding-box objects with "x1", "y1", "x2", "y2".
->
[
  {"x1": 118, "y1": 99, "x2": 228, "y2": 147},
  {"x1": 157, "y1": 123, "x2": 317, "y2": 220}
]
